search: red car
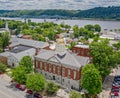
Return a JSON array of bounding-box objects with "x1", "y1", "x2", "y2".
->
[
  {"x1": 110, "y1": 88, "x2": 119, "y2": 97},
  {"x1": 26, "y1": 89, "x2": 33, "y2": 94},
  {"x1": 112, "y1": 85, "x2": 119, "y2": 89},
  {"x1": 114, "y1": 92, "x2": 119, "y2": 96},
  {"x1": 15, "y1": 84, "x2": 26, "y2": 91}
]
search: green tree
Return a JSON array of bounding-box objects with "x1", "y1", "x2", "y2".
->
[
  {"x1": 26, "y1": 73, "x2": 46, "y2": 92},
  {"x1": 1, "y1": 32, "x2": 10, "y2": 52},
  {"x1": 69, "y1": 91, "x2": 82, "y2": 98},
  {"x1": 12, "y1": 65, "x2": 27, "y2": 84},
  {"x1": 113, "y1": 41, "x2": 120, "y2": 50},
  {"x1": 94, "y1": 24, "x2": 101, "y2": 32},
  {"x1": 47, "y1": 81, "x2": 60, "y2": 94},
  {"x1": 0, "y1": 37, "x2": 2, "y2": 53},
  {"x1": 0, "y1": 20, "x2": 5, "y2": 28},
  {"x1": 73, "y1": 25, "x2": 79, "y2": 38},
  {"x1": 68, "y1": 42, "x2": 76, "y2": 50},
  {"x1": 0, "y1": 62, "x2": 7, "y2": 73},
  {"x1": 90, "y1": 39, "x2": 115, "y2": 77},
  {"x1": 84, "y1": 24, "x2": 94, "y2": 31},
  {"x1": 19, "y1": 56, "x2": 33, "y2": 73},
  {"x1": 81, "y1": 64, "x2": 102, "y2": 98}
]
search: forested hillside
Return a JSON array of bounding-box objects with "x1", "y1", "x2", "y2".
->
[{"x1": 0, "y1": 6, "x2": 120, "y2": 20}]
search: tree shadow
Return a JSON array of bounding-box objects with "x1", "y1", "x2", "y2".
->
[{"x1": 5, "y1": 83, "x2": 20, "y2": 91}]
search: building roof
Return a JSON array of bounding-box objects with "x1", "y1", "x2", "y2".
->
[
  {"x1": 0, "y1": 48, "x2": 36, "y2": 61},
  {"x1": 35, "y1": 49, "x2": 90, "y2": 68},
  {"x1": 10, "y1": 45, "x2": 32, "y2": 53},
  {"x1": 9, "y1": 37, "x2": 49, "y2": 49},
  {"x1": 74, "y1": 44, "x2": 89, "y2": 49}
]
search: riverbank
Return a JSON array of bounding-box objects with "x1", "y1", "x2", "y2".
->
[{"x1": 0, "y1": 17, "x2": 120, "y2": 30}]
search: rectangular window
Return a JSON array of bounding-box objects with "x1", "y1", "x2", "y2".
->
[
  {"x1": 40, "y1": 61, "x2": 42, "y2": 70},
  {"x1": 62, "y1": 68, "x2": 65, "y2": 76},
  {"x1": 58, "y1": 67, "x2": 60, "y2": 75},
  {"x1": 74, "y1": 71, "x2": 76, "y2": 80},
  {"x1": 68, "y1": 69, "x2": 71, "y2": 78},
  {"x1": 49, "y1": 64, "x2": 51, "y2": 72},
  {"x1": 77, "y1": 49, "x2": 80, "y2": 54},
  {"x1": 44, "y1": 63, "x2": 47, "y2": 71},
  {"x1": 53, "y1": 65, "x2": 56, "y2": 73},
  {"x1": 36, "y1": 61, "x2": 38, "y2": 68}
]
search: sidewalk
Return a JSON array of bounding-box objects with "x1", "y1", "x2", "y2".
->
[{"x1": 0, "y1": 73, "x2": 12, "y2": 82}]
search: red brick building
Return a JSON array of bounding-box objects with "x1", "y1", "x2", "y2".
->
[
  {"x1": 34, "y1": 44, "x2": 90, "y2": 90},
  {"x1": 72, "y1": 44, "x2": 91, "y2": 57}
]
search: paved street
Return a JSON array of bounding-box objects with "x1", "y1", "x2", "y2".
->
[{"x1": 0, "y1": 74, "x2": 26, "y2": 98}]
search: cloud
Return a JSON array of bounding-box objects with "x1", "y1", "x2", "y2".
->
[{"x1": 0, "y1": 0, "x2": 120, "y2": 10}]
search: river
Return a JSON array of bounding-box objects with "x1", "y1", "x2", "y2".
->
[{"x1": 0, "y1": 17, "x2": 120, "y2": 31}]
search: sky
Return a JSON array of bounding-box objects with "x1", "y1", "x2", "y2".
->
[{"x1": 0, "y1": 0, "x2": 120, "y2": 10}]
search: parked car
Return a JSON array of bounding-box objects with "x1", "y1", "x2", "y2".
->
[
  {"x1": 26, "y1": 89, "x2": 33, "y2": 94},
  {"x1": 112, "y1": 85, "x2": 119, "y2": 89},
  {"x1": 115, "y1": 76, "x2": 120, "y2": 79},
  {"x1": 114, "y1": 92, "x2": 119, "y2": 96},
  {"x1": 34, "y1": 93, "x2": 42, "y2": 98},
  {"x1": 114, "y1": 76, "x2": 120, "y2": 82},
  {"x1": 26, "y1": 92, "x2": 42, "y2": 98},
  {"x1": 112, "y1": 82, "x2": 120, "y2": 87},
  {"x1": 111, "y1": 88, "x2": 119, "y2": 92},
  {"x1": 110, "y1": 88, "x2": 119, "y2": 97},
  {"x1": 15, "y1": 84, "x2": 26, "y2": 91}
]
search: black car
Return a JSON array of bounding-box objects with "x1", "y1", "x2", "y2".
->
[
  {"x1": 26, "y1": 93, "x2": 42, "y2": 98},
  {"x1": 34, "y1": 93, "x2": 42, "y2": 98},
  {"x1": 114, "y1": 77, "x2": 120, "y2": 82}
]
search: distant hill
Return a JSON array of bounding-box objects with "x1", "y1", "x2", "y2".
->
[
  {"x1": 0, "y1": 6, "x2": 120, "y2": 20},
  {"x1": 74, "y1": 6, "x2": 120, "y2": 20}
]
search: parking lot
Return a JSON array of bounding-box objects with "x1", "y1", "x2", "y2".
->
[{"x1": 99, "y1": 66, "x2": 120, "y2": 98}]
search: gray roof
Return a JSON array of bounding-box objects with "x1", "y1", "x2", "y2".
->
[
  {"x1": 10, "y1": 45, "x2": 32, "y2": 53},
  {"x1": 0, "y1": 48, "x2": 36, "y2": 61},
  {"x1": 35, "y1": 49, "x2": 90, "y2": 68},
  {"x1": 9, "y1": 37, "x2": 49, "y2": 49}
]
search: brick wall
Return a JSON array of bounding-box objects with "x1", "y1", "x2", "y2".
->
[
  {"x1": 35, "y1": 59, "x2": 81, "y2": 80},
  {"x1": 72, "y1": 47, "x2": 91, "y2": 57}
]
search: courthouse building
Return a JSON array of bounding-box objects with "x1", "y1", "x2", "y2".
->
[{"x1": 34, "y1": 39, "x2": 90, "y2": 90}]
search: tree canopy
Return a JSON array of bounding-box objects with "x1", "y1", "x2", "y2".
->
[
  {"x1": 19, "y1": 56, "x2": 33, "y2": 73},
  {"x1": 69, "y1": 91, "x2": 82, "y2": 98},
  {"x1": 81, "y1": 64, "x2": 102, "y2": 97},
  {"x1": 26, "y1": 73, "x2": 46, "y2": 92},
  {"x1": 46, "y1": 81, "x2": 60, "y2": 94},
  {"x1": 113, "y1": 41, "x2": 120, "y2": 50},
  {"x1": 0, "y1": 32, "x2": 10, "y2": 52},
  {"x1": 0, "y1": 62, "x2": 7, "y2": 73},
  {"x1": 89, "y1": 39, "x2": 117, "y2": 77},
  {"x1": 0, "y1": 6, "x2": 120, "y2": 20},
  {"x1": 12, "y1": 65, "x2": 27, "y2": 84}
]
